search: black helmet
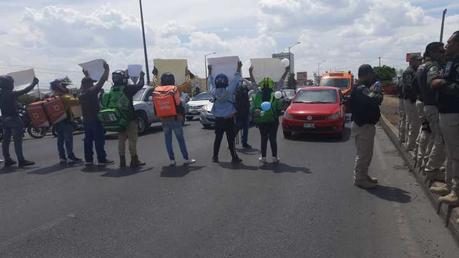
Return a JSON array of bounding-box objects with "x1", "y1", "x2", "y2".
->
[
  {"x1": 112, "y1": 70, "x2": 128, "y2": 85},
  {"x1": 0, "y1": 75, "x2": 14, "y2": 92},
  {"x1": 215, "y1": 74, "x2": 229, "y2": 88},
  {"x1": 160, "y1": 73, "x2": 175, "y2": 86},
  {"x1": 50, "y1": 79, "x2": 62, "y2": 91}
]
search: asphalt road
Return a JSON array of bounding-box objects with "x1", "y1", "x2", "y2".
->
[{"x1": 0, "y1": 119, "x2": 458, "y2": 258}]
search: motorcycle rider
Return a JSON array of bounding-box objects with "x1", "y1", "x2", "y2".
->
[{"x1": 0, "y1": 75, "x2": 39, "y2": 167}]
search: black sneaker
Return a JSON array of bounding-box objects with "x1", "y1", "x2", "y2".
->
[
  {"x1": 68, "y1": 156, "x2": 83, "y2": 163},
  {"x1": 18, "y1": 160, "x2": 35, "y2": 167},
  {"x1": 212, "y1": 157, "x2": 219, "y2": 163},
  {"x1": 85, "y1": 161, "x2": 94, "y2": 167},
  {"x1": 231, "y1": 157, "x2": 242, "y2": 164},
  {"x1": 242, "y1": 144, "x2": 252, "y2": 149},
  {"x1": 4, "y1": 159, "x2": 16, "y2": 168},
  {"x1": 98, "y1": 159, "x2": 114, "y2": 166}
]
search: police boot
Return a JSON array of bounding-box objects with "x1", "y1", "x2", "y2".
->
[
  {"x1": 130, "y1": 155, "x2": 145, "y2": 168},
  {"x1": 119, "y1": 155, "x2": 126, "y2": 169},
  {"x1": 438, "y1": 191, "x2": 459, "y2": 204},
  {"x1": 430, "y1": 185, "x2": 450, "y2": 196}
]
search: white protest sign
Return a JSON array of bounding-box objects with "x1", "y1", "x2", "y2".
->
[
  {"x1": 208, "y1": 56, "x2": 240, "y2": 81},
  {"x1": 250, "y1": 58, "x2": 285, "y2": 83},
  {"x1": 79, "y1": 59, "x2": 106, "y2": 81},
  {"x1": 128, "y1": 64, "x2": 142, "y2": 78},
  {"x1": 7, "y1": 68, "x2": 35, "y2": 89},
  {"x1": 154, "y1": 59, "x2": 187, "y2": 85}
]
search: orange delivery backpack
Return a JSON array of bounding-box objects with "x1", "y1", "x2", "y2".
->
[
  {"x1": 26, "y1": 101, "x2": 50, "y2": 128},
  {"x1": 26, "y1": 96, "x2": 67, "y2": 127},
  {"x1": 153, "y1": 85, "x2": 182, "y2": 118}
]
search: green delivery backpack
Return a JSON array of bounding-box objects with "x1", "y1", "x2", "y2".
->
[{"x1": 98, "y1": 85, "x2": 130, "y2": 132}]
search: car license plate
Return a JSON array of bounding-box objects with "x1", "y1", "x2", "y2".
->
[{"x1": 304, "y1": 123, "x2": 315, "y2": 129}]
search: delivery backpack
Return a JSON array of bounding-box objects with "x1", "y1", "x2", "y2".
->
[
  {"x1": 98, "y1": 86, "x2": 130, "y2": 132},
  {"x1": 153, "y1": 85, "x2": 182, "y2": 118},
  {"x1": 27, "y1": 96, "x2": 67, "y2": 128},
  {"x1": 253, "y1": 93, "x2": 278, "y2": 124}
]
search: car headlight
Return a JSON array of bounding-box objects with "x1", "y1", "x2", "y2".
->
[
  {"x1": 284, "y1": 112, "x2": 294, "y2": 119},
  {"x1": 328, "y1": 112, "x2": 340, "y2": 120}
]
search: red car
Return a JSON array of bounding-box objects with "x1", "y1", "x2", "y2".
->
[{"x1": 282, "y1": 87, "x2": 346, "y2": 138}]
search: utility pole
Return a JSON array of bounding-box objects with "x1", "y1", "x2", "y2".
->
[
  {"x1": 204, "y1": 52, "x2": 216, "y2": 90},
  {"x1": 378, "y1": 57, "x2": 382, "y2": 67},
  {"x1": 440, "y1": 9, "x2": 447, "y2": 43},
  {"x1": 287, "y1": 42, "x2": 301, "y2": 74},
  {"x1": 139, "y1": 0, "x2": 150, "y2": 85}
]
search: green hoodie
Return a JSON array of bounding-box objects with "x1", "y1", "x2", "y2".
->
[{"x1": 252, "y1": 77, "x2": 282, "y2": 124}]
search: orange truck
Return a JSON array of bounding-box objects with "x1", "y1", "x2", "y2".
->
[{"x1": 319, "y1": 71, "x2": 354, "y2": 96}]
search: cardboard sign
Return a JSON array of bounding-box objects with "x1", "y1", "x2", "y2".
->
[
  {"x1": 128, "y1": 64, "x2": 142, "y2": 78},
  {"x1": 154, "y1": 59, "x2": 187, "y2": 85},
  {"x1": 79, "y1": 59, "x2": 106, "y2": 81},
  {"x1": 250, "y1": 58, "x2": 285, "y2": 83},
  {"x1": 208, "y1": 56, "x2": 240, "y2": 81},
  {"x1": 7, "y1": 68, "x2": 35, "y2": 89}
]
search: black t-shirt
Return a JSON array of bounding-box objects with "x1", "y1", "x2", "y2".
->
[
  {"x1": 123, "y1": 84, "x2": 143, "y2": 121},
  {"x1": 79, "y1": 89, "x2": 100, "y2": 122},
  {"x1": 0, "y1": 86, "x2": 34, "y2": 117},
  {"x1": 350, "y1": 85, "x2": 383, "y2": 126}
]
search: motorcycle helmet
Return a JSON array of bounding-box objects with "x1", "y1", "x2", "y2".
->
[
  {"x1": 112, "y1": 70, "x2": 128, "y2": 85},
  {"x1": 215, "y1": 74, "x2": 229, "y2": 88}
]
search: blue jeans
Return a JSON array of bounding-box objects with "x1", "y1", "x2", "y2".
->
[
  {"x1": 162, "y1": 119, "x2": 189, "y2": 161},
  {"x1": 236, "y1": 115, "x2": 250, "y2": 145},
  {"x1": 2, "y1": 116, "x2": 25, "y2": 162},
  {"x1": 55, "y1": 121, "x2": 75, "y2": 160},
  {"x1": 83, "y1": 119, "x2": 107, "y2": 163}
]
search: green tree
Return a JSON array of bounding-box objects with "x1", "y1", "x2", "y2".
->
[{"x1": 374, "y1": 65, "x2": 396, "y2": 83}]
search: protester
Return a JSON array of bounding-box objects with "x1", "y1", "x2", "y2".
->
[
  {"x1": 417, "y1": 42, "x2": 446, "y2": 182},
  {"x1": 403, "y1": 56, "x2": 422, "y2": 152},
  {"x1": 234, "y1": 78, "x2": 252, "y2": 149},
  {"x1": 431, "y1": 31, "x2": 459, "y2": 204},
  {"x1": 79, "y1": 61, "x2": 113, "y2": 167},
  {"x1": 249, "y1": 65, "x2": 289, "y2": 163},
  {"x1": 208, "y1": 62, "x2": 243, "y2": 163},
  {"x1": 0, "y1": 76, "x2": 39, "y2": 167},
  {"x1": 154, "y1": 71, "x2": 195, "y2": 166},
  {"x1": 350, "y1": 64, "x2": 383, "y2": 189},
  {"x1": 50, "y1": 79, "x2": 82, "y2": 164},
  {"x1": 105, "y1": 70, "x2": 146, "y2": 168}
]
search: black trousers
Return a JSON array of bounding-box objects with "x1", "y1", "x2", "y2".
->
[
  {"x1": 258, "y1": 122, "x2": 279, "y2": 158},
  {"x1": 213, "y1": 117, "x2": 238, "y2": 159}
]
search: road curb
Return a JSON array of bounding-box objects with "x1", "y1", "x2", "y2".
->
[{"x1": 380, "y1": 114, "x2": 459, "y2": 244}]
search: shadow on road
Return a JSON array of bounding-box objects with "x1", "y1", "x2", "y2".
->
[
  {"x1": 101, "y1": 167, "x2": 153, "y2": 177},
  {"x1": 366, "y1": 185, "x2": 411, "y2": 203},
  {"x1": 286, "y1": 127, "x2": 352, "y2": 143},
  {"x1": 219, "y1": 162, "x2": 259, "y2": 171},
  {"x1": 0, "y1": 167, "x2": 21, "y2": 175},
  {"x1": 27, "y1": 163, "x2": 82, "y2": 175},
  {"x1": 160, "y1": 165, "x2": 205, "y2": 177},
  {"x1": 259, "y1": 162, "x2": 312, "y2": 174}
]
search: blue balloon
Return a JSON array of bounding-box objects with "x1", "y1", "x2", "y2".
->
[{"x1": 261, "y1": 101, "x2": 272, "y2": 112}]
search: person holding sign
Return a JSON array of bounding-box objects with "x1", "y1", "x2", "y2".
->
[
  {"x1": 50, "y1": 79, "x2": 82, "y2": 165},
  {"x1": 79, "y1": 61, "x2": 113, "y2": 167},
  {"x1": 0, "y1": 75, "x2": 39, "y2": 167},
  {"x1": 249, "y1": 66, "x2": 289, "y2": 164},
  {"x1": 208, "y1": 62, "x2": 243, "y2": 164}
]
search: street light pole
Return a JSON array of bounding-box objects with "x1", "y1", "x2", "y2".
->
[
  {"x1": 139, "y1": 0, "x2": 150, "y2": 85},
  {"x1": 204, "y1": 52, "x2": 216, "y2": 90},
  {"x1": 287, "y1": 42, "x2": 301, "y2": 74},
  {"x1": 440, "y1": 9, "x2": 447, "y2": 43}
]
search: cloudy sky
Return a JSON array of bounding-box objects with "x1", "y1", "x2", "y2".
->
[{"x1": 0, "y1": 0, "x2": 458, "y2": 87}]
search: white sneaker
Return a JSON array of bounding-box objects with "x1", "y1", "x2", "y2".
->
[
  {"x1": 259, "y1": 157, "x2": 267, "y2": 164},
  {"x1": 184, "y1": 159, "x2": 196, "y2": 165},
  {"x1": 272, "y1": 157, "x2": 280, "y2": 164},
  {"x1": 170, "y1": 160, "x2": 176, "y2": 166}
]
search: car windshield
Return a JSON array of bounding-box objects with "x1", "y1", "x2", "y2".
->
[
  {"x1": 191, "y1": 93, "x2": 212, "y2": 101},
  {"x1": 283, "y1": 89, "x2": 296, "y2": 98},
  {"x1": 133, "y1": 88, "x2": 146, "y2": 101},
  {"x1": 293, "y1": 90, "x2": 337, "y2": 104},
  {"x1": 320, "y1": 78, "x2": 350, "y2": 89}
]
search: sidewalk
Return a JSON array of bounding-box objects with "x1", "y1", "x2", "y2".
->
[{"x1": 380, "y1": 95, "x2": 459, "y2": 243}]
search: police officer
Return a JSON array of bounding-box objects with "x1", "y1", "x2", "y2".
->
[
  {"x1": 417, "y1": 42, "x2": 446, "y2": 185},
  {"x1": 432, "y1": 31, "x2": 459, "y2": 204},
  {"x1": 396, "y1": 76, "x2": 406, "y2": 143},
  {"x1": 351, "y1": 64, "x2": 383, "y2": 189},
  {"x1": 403, "y1": 56, "x2": 422, "y2": 152}
]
